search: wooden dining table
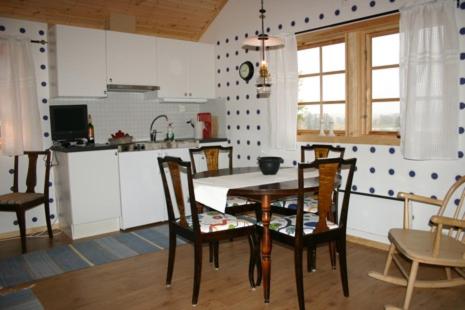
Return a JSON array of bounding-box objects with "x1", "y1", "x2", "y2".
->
[{"x1": 193, "y1": 167, "x2": 319, "y2": 303}]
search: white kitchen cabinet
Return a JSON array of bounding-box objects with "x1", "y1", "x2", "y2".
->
[
  {"x1": 48, "y1": 25, "x2": 107, "y2": 98},
  {"x1": 157, "y1": 38, "x2": 215, "y2": 100},
  {"x1": 106, "y1": 31, "x2": 157, "y2": 86},
  {"x1": 53, "y1": 149, "x2": 121, "y2": 239},
  {"x1": 118, "y1": 148, "x2": 191, "y2": 229}
]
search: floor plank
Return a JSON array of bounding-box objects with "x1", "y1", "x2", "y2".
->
[{"x1": 23, "y1": 237, "x2": 464, "y2": 310}]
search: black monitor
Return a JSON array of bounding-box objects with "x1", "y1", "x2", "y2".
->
[{"x1": 50, "y1": 105, "x2": 88, "y2": 141}]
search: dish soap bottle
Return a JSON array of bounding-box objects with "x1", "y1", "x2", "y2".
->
[
  {"x1": 87, "y1": 114, "x2": 95, "y2": 144},
  {"x1": 166, "y1": 123, "x2": 175, "y2": 141}
]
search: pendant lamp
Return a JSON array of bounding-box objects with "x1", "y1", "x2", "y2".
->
[{"x1": 242, "y1": 0, "x2": 284, "y2": 98}]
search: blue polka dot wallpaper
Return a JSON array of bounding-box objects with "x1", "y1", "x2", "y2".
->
[{"x1": 200, "y1": 0, "x2": 465, "y2": 242}]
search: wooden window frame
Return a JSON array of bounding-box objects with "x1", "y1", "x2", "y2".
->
[{"x1": 296, "y1": 14, "x2": 400, "y2": 145}]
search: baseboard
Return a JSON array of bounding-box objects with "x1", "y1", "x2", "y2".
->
[
  {"x1": 347, "y1": 234, "x2": 390, "y2": 251},
  {"x1": 0, "y1": 224, "x2": 61, "y2": 240}
]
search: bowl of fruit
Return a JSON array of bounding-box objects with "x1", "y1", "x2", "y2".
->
[{"x1": 108, "y1": 130, "x2": 133, "y2": 145}]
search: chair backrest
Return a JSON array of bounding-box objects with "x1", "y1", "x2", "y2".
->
[
  {"x1": 301, "y1": 144, "x2": 345, "y2": 162},
  {"x1": 296, "y1": 157, "x2": 356, "y2": 234},
  {"x1": 188, "y1": 145, "x2": 233, "y2": 174},
  {"x1": 12, "y1": 150, "x2": 51, "y2": 197},
  {"x1": 435, "y1": 176, "x2": 465, "y2": 241},
  {"x1": 158, "y1": 156, "x2": 201, "y2": 233}
]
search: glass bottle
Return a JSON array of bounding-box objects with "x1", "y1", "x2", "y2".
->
[{"x1": 87, "y1": 114, "x2": 95, "y2": 144}]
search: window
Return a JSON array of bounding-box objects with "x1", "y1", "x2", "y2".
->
[
  {"x1": 298, "y1": 41, "x2": 346, "y2": 133},
  {"x1": 296, "y1": 14, "x2": 400, "y2": 145},
  {"x1": 369, "y1": 31, "x2": 400, "y2": 133}
]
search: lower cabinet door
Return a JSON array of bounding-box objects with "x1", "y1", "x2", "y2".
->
[{"x1": 119, "y1": 150, "x2": 167, "y2": 229}]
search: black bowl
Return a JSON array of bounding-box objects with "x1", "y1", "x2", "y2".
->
[{"x1": 258, "y1": 156, "x2": 284, "y2": 175}]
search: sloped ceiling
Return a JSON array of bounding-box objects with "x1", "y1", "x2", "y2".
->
[{"x1": 0, "y1": 0, "x2": 228, "y2": 41}]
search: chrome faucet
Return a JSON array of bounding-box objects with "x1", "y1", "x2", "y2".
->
[{"x1": 149, "y1": 114, "x2": 168, "y2": 142}]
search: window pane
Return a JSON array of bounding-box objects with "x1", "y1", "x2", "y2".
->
[
  {"x1": 372, "y1": 68, "x2": 399, "y2": 99},
  {"x1": 322, "y1": 73, "x2": 345, "y2": 101},
  {"x1": 323, "y1": 104, "x2": 345, "y2": 130},
  {"x1": 297, "y1": 105, "x2": 320, "y2": 130},
  {"x1": 298, "y1": 76, "x2": 320, "y2": 102},
  {"x1": 322, "y1": 43, "x2": 345, "y2": 72},
  {"x1": 372, "y1": 33, "x2": 399, "y2": 67},
  {"x1": 298, "y1": 48, "x2": 319, "y2": 75},
  {"x1": 372, "y1": 101, "x2": 400, "y2": 131}
]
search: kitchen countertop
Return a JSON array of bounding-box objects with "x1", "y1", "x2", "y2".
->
[
  {"x1": 51, "y1": 138, "x2": 228, "y2": 153},
  {"x1": 51, "y1": 143, "x2": 117, "y2": 153}
]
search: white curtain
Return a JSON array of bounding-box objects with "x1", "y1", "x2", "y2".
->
[
  {"x1": 267, "y1": 33, "x2": 298, "y2": 151},
  {"x1": 399, "y1": 0, "x2": 459, "y2": 160},
  {"x1": 0, "y1": 36, "x2": 42, "y2": 156}
]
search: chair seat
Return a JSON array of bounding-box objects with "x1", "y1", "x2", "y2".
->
[
  {"x1": 271, "y1": 196, "x2": 318, "y2": 213},
  {"x1": 178, "y1": 211, "x2": 255, "y2": 233},
  {"x1": 389, "y1": 228, "x2": 465, "y2": 267},
  {"x1": 0, "y1": 192, "x2": 44, "y2": 206},
  {"x1": 258, "y1": 213, "x2": 338, "y2": 237}
]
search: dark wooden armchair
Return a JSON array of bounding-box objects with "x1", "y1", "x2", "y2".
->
[
  {"x1": 0, "y1": 150, "x2": 53, "y2": 253},
  {"x1": 261, "y1": 157, "x2": 356, "y2": 309},
  {"x1": 158, "y1": 156, "x2": 260, "y2": 306}
]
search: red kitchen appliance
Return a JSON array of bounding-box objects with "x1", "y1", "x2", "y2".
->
[{"x1": 197, "y1": 112, "x2": 211, "y2": 139}]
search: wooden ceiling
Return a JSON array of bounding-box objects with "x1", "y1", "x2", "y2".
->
[{"x1": 0, "y1": 0, "x2": 228, "y2": 41}]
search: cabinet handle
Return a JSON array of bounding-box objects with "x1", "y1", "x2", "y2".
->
[
  {"x1": 184, "y1": 92, "x2": 187, "y2": 96},
  {"x1": 189, "y1": 93, "x2": 192, "y2": 96},
  {"x1": 109, "y1": 78, "x2": 113, "y2": 82}
]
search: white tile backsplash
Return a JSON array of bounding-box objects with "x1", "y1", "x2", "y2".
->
[{"x1": 51, "y1": 92, "x2": 203, "y2": 143}]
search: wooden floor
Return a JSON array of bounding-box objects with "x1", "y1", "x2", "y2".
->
[{"x1": 2, "y1": 233, "x2": 463, "y2": 309}]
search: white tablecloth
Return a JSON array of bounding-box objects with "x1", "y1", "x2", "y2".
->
[{"x1": 193, "y1": 167, "x2": 317, "y2": 213}]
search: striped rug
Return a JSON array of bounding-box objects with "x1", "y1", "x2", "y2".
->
[{"x1": 0, "y1": 224, "x2": 185, "y2": 289}]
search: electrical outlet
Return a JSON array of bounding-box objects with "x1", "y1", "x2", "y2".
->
[{"x1": 179, "y1": 105, "x2": 186, "y2": 112}]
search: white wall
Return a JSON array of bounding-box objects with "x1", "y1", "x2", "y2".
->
[
  {"x1": 0, "y1": 17, "x2": 57, "y2": 234},
  {"x1": 201, "y1": 0, "x2": 465, "y2": 243}
]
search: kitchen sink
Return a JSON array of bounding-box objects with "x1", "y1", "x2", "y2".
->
[{"x1": 118, "y1": 139, "x2": 199, "y2": 152}]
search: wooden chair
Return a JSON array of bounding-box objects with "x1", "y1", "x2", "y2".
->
[
  {"x1": 369, "y1": 176, "x2": 465, "y2": 310},
  {"x1": 158, "y1": 156, "x2": 260, "y2": 306},
  {"x1": 261, "y1": 157, "x2": 356, "y2": 310},
  {"x1": 0, "y1": 150, "x2": 53, "y2": 253},
  {"x1": 189, "y1": 145, "x2": 261, "y2": 265},
  {"x1": 272, "y1": 144, "x2": 346, "y2": 271}
]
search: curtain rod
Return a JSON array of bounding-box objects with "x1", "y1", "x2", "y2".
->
[
  {"x1": 295, "y1": 9, "x2": 399, "y2": 35},
  {"x1": 295, "y1": 0, "x2": 460, "y2": 36}
]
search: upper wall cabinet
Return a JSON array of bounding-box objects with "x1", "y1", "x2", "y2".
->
[
  {"x1": 106, "y1": 31, "x2": 157, "y2": 86},
  {"x1": 49, "y1": 25, "x2": 107, "y2": 98},
  {"x1": 157, "y1": 38, "x2": 215, "y2": 101}
]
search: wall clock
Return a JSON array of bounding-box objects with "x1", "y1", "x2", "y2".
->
[{"x1": 239, "y1": 61, "x2": 254, "y2": 82}]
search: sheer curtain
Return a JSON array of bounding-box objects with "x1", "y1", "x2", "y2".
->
[
  {"x1": 267, "y1": 33, "x2": 298, "y2": 151},
  {"x1": 399, "y1": 0, "x2": 459, "y2": 160},
  {"x1": 0, "y1": 36, "x2": 42, "y2": 156}
]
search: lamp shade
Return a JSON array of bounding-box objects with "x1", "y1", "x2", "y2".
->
[{"x1": 242, "y1": 35, "x2": 284, "y2": 49}]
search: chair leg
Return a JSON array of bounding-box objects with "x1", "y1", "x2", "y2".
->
[
  {"x1": 166, "y1": 228, "x2": 177, "y2": 287},
  {"x1": 307, "y1": 245, "x2": 316, "y2": 272},
  {"x1": 329, "y1": 241, "x2": 337, "y2": 270},
  {"x1": 15, "y1": 209, "x2": 27, "y2": 253},
  {"x1": 247, "y1": 234, "x2": 256, "y2": 289},
  {"x1": 209, "y1": 242, "x2": 213, "y2": 263},
  {"x1": 44, "y1": 201, "x2": 53, "y2": 239},
  {"x1": 192, "y1": 241, "x2": 203, "y2": 306},
  {"x1": 402, "y1": 261, "x2": 419, "y2": 310},
  {"x1": 337, "y1": 237, "x2": 349, "y2": 297},
  {"x1": 213, "y1": 240, "x2": 219, "y2": 270},
  {"x1": 254, "y1": 229, "x2": 262, "y2": 286},
  {"x1": 383, "y1": 244, "x2": 396, "y2": 276},
  {"x1": 294, "y1": 244, "x2": 305, "y2": 310}
]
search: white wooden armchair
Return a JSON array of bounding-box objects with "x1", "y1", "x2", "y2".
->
[{"x1": 369, "y1": 176, "x2": 465, "y2": 310}]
